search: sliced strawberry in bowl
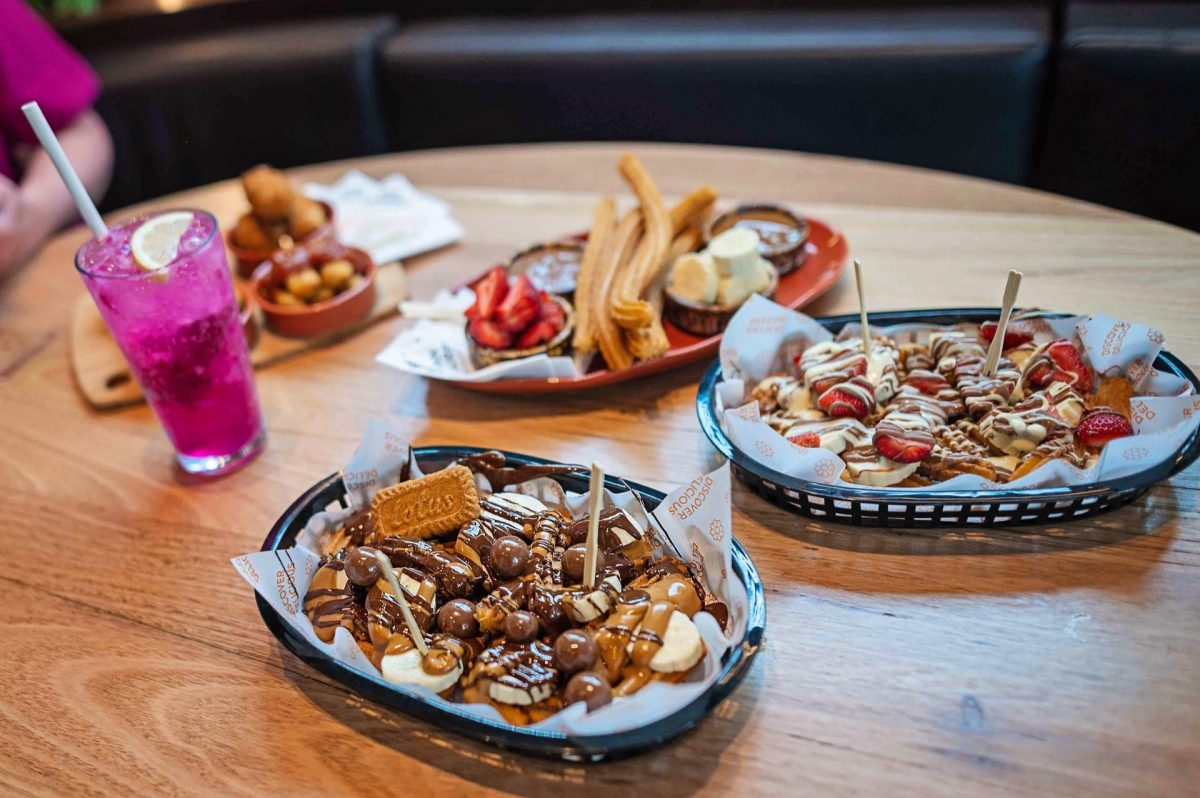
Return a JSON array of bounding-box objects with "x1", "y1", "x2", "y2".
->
[
  {"x1": 873, "y1": 424, "x2": 934, "y2": 463},
  {"x1": 980, "y1": 320, "x2": 1033, "y2": 349},
  {"x1": 469, "y1": 267, "x2": 508, "y2": 321},
  {"x1": 1075, "y1": 407, "x2": 1133, "y2": 448},
  {"x1": 537, "y1": 292, "x2": 566, "y2": 327},
  {"x1": 495, "y1": 275, "x2": 540, "y2": 333},
  {"x1": 787, "y1": 432, "x2": 821, "y2": 448},
  {"x1": 817, "y1": 384, "x2": 870, "y2": 420},
  {"x1": 468, "y1": 316, "x2": 514, "y2": 350},
  {"x1": 515, "y1": 318, "x2": 561, "y2": 348}
]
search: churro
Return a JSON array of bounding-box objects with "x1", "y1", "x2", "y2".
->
[{"x1": 572, "y1": 196, "x2": 616, "y2": 354}]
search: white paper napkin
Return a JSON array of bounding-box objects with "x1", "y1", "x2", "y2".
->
[{"x1": 303, "y1": 170, "x2": 463, "y2": 264}]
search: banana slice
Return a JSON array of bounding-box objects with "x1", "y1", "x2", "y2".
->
[
  {"x1": 717, "y1": 257, "x2": 773, "y2": 307},
  {"x1": 845, "y1": 457, "x2": 920, "y2": 487},
  {"x1": 626, "y1": 610, "x2": 705, "y2": 673},
  {"x1": 488, "y1": 680, "x2": 554, "y2": 706},
  {"x1": 708, "y1": 227, "x2": 760, "y2": 278},
  {"x1": 564, "y1": 574, "x2": 621, "y2": 623},
  {"x1": 669, "y1": 252, "x2": 718, "y2": 304},
  {"x1": 491, "y1": 493, "x2": 547, "y2": 513},
  {"x1": 381, "y1": 649, "x2": 461, "y2": 694}
]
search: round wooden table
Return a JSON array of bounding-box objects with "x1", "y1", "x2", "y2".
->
[{"x1": 3, "y1": 143, "x2": 1199, "y2": 796}]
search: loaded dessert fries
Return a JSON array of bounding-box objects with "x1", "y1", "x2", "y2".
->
[{"x1": 303, "y1": 452, "x2": 727, "y2": 725}]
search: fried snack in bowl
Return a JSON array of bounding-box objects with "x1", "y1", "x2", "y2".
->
[
  {"x1": 231, "y1": 213, "x2": 276, "y2": 251},
  {"x1": 228, "y1": 164, "x2": 335, "y2": 277},
  {"x1": 289, "y1": 194, "x2": 329, "y2": 240},
  {"x1": 242, "y1": 164, "x2": 294, "y2": 222}
]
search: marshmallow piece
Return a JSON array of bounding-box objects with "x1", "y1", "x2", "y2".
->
[{"x1": 669, "y1": 252, "x2": 719, "y2": 304}]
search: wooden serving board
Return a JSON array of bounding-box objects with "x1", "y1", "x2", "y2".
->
[{"x1": 70, "y1": 261, "x2": 407, "y2": 409}]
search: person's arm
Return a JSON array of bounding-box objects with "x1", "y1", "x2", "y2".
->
[{"x1": 0, "y1": 108, "x2": 112, "y2": 278}]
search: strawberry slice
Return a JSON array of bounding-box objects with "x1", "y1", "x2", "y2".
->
[
  {"x1": 980, "y1": 320, "x2": 1033, "y2": 349},
  {"x1": 1075, "y1": 407, "x2": 1133, "y2": 448},
  {"x1": 810, "y1": 357, "x2": 867, "y2": 395},
  {"x1": 537, "y1": 293, "x2": 566, "y2": 327},
  {"x1": 816, "y1": 385, "x2": 870, "y2": 420},
  {"x1": 787, "y1": 432, "x2": 821, "y2": 448},
  {"x1": 1027, "y1": 339, "x2": 1093, "y2": 392},
  {"x1": 515, "y1": 318, "x2": 561, "y2": 348},
  {"x1": 469, "y1": 267, "x2": 508, "y2": 321},
  {"x1": 903, "y1": 370, "x2": 950, "y2": 396},
  {"x1": 494, "y1": 275, "x2": 540, "y2": 334},
  {"x1": 468, "y1": 316, "x2": 513, "y2": 349},
  {"x1": 873, "y1": 425, "x2": 934, "y2": 463},
  {"x1": 1046, "y1": 339, "x2": 1093, "y2": 392}
]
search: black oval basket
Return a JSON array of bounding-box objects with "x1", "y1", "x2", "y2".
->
[
  {"x1": 256, "y1": 446, "x2": 765, "y2": 761},
  {"x1": 697, "y1": 308, "x2": 1200, "y2": 528}
]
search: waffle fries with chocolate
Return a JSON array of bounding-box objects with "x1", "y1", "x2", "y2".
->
[
  {"x1": 303, "y1": 452, "x2": 726, "y2": 724},
  {"x1": 752, "y1": 322, "x2": 1139, "y2": 487}
]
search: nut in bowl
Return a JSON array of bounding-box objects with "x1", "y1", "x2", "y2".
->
[
  {"x1": 252, "y1": 245, "x2": 376, "y2": 337},
  {"x1": 228, "y1": 164, "x2": 335, "y2": 278},
  {"x1": 663, "y1": 227, "x2": 780, "y2": 337},
  {"x1": 465, "y1": 267, "x2": 576, "y2": 368}
]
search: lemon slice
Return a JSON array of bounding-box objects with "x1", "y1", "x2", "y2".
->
[{"x1": 130, "y1": 212, "x2": 194, "y2": 271}]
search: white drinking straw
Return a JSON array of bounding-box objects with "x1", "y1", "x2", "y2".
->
[{"x1": 21, "y1": 101, "x2": 108, "y2": 239}]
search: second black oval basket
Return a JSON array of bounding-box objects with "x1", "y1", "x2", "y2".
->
[{"x1": 697, "y1": 308, "x2": 1200, "y2": 528}]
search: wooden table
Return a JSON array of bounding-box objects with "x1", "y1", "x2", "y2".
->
[{"x1": 2, "y1": 143, "x2": 1198, "y2": 797}]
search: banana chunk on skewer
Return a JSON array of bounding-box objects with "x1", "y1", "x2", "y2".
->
[
  {"x1": 381, "y1": 648, "x2": 462, "y2": 695},
  {"x1": 563, "y1": 574, "x2": 621, "y2": 623}
]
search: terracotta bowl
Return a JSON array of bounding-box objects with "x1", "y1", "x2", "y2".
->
[
  {"x1": 228, "y1": 200, "x2": 336, "y2": 279},
  {"x1": 708, "y1": 204, "x2": 809, "y2": 276},
  {"x1": 663, "y1": 266, "x2": 780, "y2": 337},
  {"x1": 466, "y1": 295, "x2": 576, "y2": 369},
  {"x1": 251, "y1": 245, "x2": 376, "y2": 338}
]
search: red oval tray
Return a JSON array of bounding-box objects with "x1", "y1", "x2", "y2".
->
[{"x1": 454, "y1": 217, "x2": 847, "y2": 393}]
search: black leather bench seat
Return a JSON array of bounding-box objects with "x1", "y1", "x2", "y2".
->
[
  {"x1": 380, "y1": 8, "x2": 1051, "y2": 183},
  {"x1": 88, "y1": 15, "x2": 396, "y2": 210}
]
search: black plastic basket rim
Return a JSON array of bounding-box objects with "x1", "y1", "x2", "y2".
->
[
  {"x1": 255, "y1": 446, "x2": 766, "y2": 761},
  {"x1": 697, "y1": 307, "x2": 1200, "y2": 506}
]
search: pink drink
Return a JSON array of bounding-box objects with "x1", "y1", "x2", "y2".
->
[{"x1": 76, "y1": 210, "x2": 265, "y2": 475}]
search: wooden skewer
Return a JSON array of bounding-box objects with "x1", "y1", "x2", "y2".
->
[
  {"x1": 983, "y1": 270, "x2": 1024, "y2": 377},
  {"x1": 583, "y1": 463, "x2": 605, "y2": 590},
  {"x1": 853, "y1": 259, "x2": 874, "y2": 373},
  {"x1": 371, "y1": 549, "x2": 429, "y2": 656}
]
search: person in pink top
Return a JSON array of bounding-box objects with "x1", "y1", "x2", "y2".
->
[{"x1": 0, "y1": 0, "x2": 112, "y2": 280}]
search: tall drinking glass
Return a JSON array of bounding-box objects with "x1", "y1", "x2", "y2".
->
[{"x1": 75, "y1": 209, "x2": 266, "y2": 475}]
